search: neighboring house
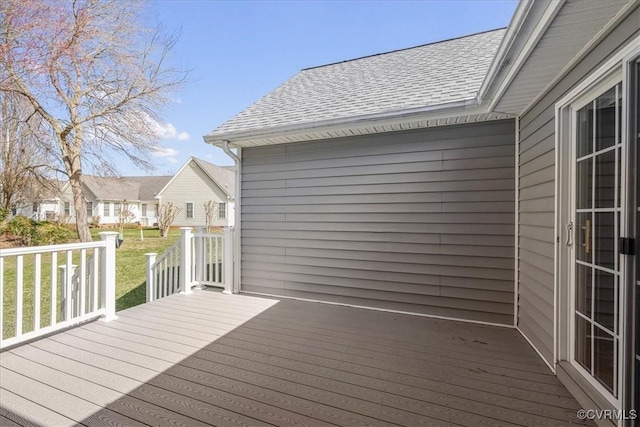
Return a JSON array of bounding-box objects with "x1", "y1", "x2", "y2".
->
[
  {"x1": 13, "y1": 180, "x2": 65, "y2": 221},
  {"x1": 58, "y1": 175, "x2": 172, "y2": 226},
  {"x1": 155, "y1": 156, "x2": 235, "y2": 228},
  {"x1": 205, "y1": 0, "x2": 640, "y2": 421}
]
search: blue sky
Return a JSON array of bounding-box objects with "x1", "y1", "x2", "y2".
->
[{"x1": 136, "y1": 0, "x2": 518, "y2": 176}]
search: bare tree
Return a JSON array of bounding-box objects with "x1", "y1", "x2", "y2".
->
[
  {"x1": 0, "y1": 91, "x2": 58, "y2": 212},
  {"x1": 203, "y1": 200, "x2": 218, "y2": 233},
  {"x1": 116, "y1": 199, "x2": 135, "y2": 235},
  {"x1": 156, "y1": 202, "x2": 181, "y2": 238},
  {"x1": 0, "y1": 0, "x2": 186, "y2": 241}
]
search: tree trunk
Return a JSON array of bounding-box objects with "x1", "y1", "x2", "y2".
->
[
  {"x1": 69, "y1": 176, "x2": 91, "y2": 242},
  {"x1": 61, "y1": 140, "x2": 92, "y2": 242}
]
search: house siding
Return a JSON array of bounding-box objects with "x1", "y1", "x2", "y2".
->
[
  {"x1": 159, "y1": 161, "x2": 232, "y2": 227},
  {"x1": 241, "y1": 120, "x2": 516, "y2": 325},
  {"x1": 517, "y1": 4, "x2": 640, "y2": 365}
]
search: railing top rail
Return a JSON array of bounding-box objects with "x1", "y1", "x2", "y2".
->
[
  {"x1": 193, "y1": 233, "x2": 224, "y2": 238},
  {"x1": 0, "y1": 240, "x2": 107, "y2": 257}
]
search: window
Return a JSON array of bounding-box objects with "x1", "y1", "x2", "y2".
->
[
  {"x1": 218, "y1": 202, "x2": 226, "y2": 219},
  {"x1": 86, "y1": 201, "x2": 93, "y2": 215},
  {"x1": 32, "y1": 202, "x2": 38, "y2": 213},
  {"x1": 186, "y1": 202, "x2": 194, "y2": 219},
  {"x1": 64, "y1": 202, "x2": 70, "y2": 216},
  {"x1": 103, "y1": 202, "x2": 110, "y2": 217},
  {"x1": 114, "y1": 202, "x2": 120, "y2": 216},
  {"x1": 141, "y1": 204, "x2": 147, "y2": 217}
]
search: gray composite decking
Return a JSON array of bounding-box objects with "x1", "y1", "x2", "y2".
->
[{"x1": 0, "y1": 289, "x2": 591, "y2": 427}]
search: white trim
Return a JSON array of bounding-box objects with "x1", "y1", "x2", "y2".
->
[
  {"x1": 516, "y1": 325, "x2": 556, "y2": 373},
  {"x1": 233, "y1": 148, "x2": 242, "y2": 294},
  {"x1": 555, "y1": 34, "x2": 640, "y2": 109},
  {"x1": 240, "y1": 291, "x2": 516, "y2": 329},
  {"x1": 559, "y1": 73, "x2": 626, "y2": 411},
  {"x1": 477, "y1": 0, "x2": 536, "y2": 103},
  {"x1": 486, "y1": 0, "x2": 565, "y2": 113},
  {"x1": 514, "y1": 116, "x2": 520, "y2": 327},
  {"x1": 520, "y1": 0, "x2": 639, "y2": 117},
  {"x1": 185, "y1": 201, "x2": 194, "y2": 219},
  {"x1": 554, "y1": 99, "x2": 561, "y2": 372},
  {"x1": 155, "y1": 156, "x2": 234, "y2": 200}
]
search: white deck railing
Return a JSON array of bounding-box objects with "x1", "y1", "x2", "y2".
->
[
  {"x1": 145, "y1": 227, "x2": 233, "y2": 302},
  {"x1": 0, "y1": 232, "x2": 118, "y2": 349}
]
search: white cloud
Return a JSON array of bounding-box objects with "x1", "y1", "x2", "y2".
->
[
  {"x1": 149, "y1": 119, "x2": 191, "y2": 141},
  {"x1": 152, "y1": 147, "x2": 179, "y2": 164}
]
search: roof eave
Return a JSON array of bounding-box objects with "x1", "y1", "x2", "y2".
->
[
  {"x1": 477, "y1": 0, "x2": 565, "y2": 109},
  {"x1": 203, "y1": 98, "x2": 514, "y2": 148}
]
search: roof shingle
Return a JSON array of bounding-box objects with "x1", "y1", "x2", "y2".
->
[{"x1": 209, "y1": 29, "x2": 505, "y2": 137}]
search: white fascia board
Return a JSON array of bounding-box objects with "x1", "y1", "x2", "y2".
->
[
  {"x1": 204, "y1": 98, "x2": 488, "y2": 148},
  {"x1": 154, "y1": 156, "x2": 196, "y2": 198},
  {"x1": 191, "y1": 157, "x2": 233, "y2": 200},
  {"x1": 477, "y1": 0, "x2": 536, "y2": 103},
  {"x1": 485, "y1": 0, "x2": 566, "y2": 113}
]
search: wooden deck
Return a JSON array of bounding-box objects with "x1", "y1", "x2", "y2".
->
[{"x1": 0, "y1": 289, "x2": 591, "y2": 427}]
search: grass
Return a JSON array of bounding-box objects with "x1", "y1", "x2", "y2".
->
[{"x1": 1, "y1": 227, "x2": 181, "y2": 340}]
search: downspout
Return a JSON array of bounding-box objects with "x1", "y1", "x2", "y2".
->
[{"x1": 222, "y1": 140, "x2": 241, "y2": 294}]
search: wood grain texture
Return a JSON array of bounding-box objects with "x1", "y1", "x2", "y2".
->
[{"x1": 0, "y1": 290, "x2": 593, "y2": 427}]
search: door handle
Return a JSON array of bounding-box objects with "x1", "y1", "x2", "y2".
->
[
  {"x1": 566, "y1": 222, "x2": 573, "y2": 247},
  {"x1": 582, "y1": 219, "x2": 591, "y2": 254}
]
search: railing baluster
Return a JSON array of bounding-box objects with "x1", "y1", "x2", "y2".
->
[
  {"x1": 34, "y1": 254, "x2": 41, "y2": 332},
  {"x1": 79, "y1": 249, "x2": 86, "y2": 316},
  {"x1": 16, "y1": 256, "x2": 23, "y2": 338},
  {"x1": 214, "y1": 237, "x2": 218, "y2": 284},
  {"x1": 51, "y1": 252, "x2": 57, "y2": 326},
  {"x1": 65, "y1": 251, "x2": 73, "y2": 321},
  {"x1": 92, "y1": 250, "x2": 99, "y2": 312}
]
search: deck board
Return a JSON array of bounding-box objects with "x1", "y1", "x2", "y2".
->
[{"x1": 0, "y1": 289, "x2": 593, "y2": 426}]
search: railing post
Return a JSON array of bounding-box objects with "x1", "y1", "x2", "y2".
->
[
  {"x1": 145, "y1": 253, "x2": 157, "y2": 302},
  {"x1": 99, "y1": 232, "x2": 118, "y2": 321},
  {"x1": 195, "y1": 226, "x2": 206, "y2": 289},
  {"x1": 223, "y1": 227, "x2": 233, "y2": 294},
  {"x1": 180, "y1": 227, "x2": 193, "y2": 295}
]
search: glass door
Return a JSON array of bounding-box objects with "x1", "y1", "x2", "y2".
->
[{"x1": 573, "y1": 82, "x2": 624, "y2": 402}]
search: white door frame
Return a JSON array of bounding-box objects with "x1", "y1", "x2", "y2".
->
[{"x1": 555, "y1": 35, "x2": 640, "y2": 418}]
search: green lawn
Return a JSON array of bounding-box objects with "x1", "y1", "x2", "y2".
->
[{"x1": 2, "y1": 228, "x2": 181, "y2": 340}]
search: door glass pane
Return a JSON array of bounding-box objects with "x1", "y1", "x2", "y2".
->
[
  {"x1": 594, "y1": 212, "x2": 615, "y2": 270},
  {"x1": 576, "y1": 264, "x2": 592, "y2": 316},
  {"x1": 596, "y1": 87, "x2": 617, "y2": 151},
  {"x1": 576, "y1": 314, "x2": 592, "y2": 371},
  {"x1": 578, "y1": 102, "x2": 594, "y2": 157},
  {"x1": 594, "y1": 325, "x2": 615, "y2": 394},
  {"x1": 594, "y1": 270, "x2": 616, "y2": 332},
  {"x1": 577, "y1": 212, "x2": 593, "y2": 263},
  {"x1": 577, "y1": 158, "x2": 593, "y2": 210},
  {"x1": 595, "y1": 149, "x2": 616, "y2": 208}
]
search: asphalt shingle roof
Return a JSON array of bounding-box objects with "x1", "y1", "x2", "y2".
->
[
  {"x1": 209, "y1": 29, "x2": 505, "y2": 137},
  {"x1": 193, "y1": 158, "x2": 235, "y2": 198},
  {"x1": 81, "y1": 175, "x2": 172, "y2": 201}
]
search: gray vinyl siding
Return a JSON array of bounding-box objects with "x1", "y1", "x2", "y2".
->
[
  {"x1": 241, "y1": 120, "x2": 516, "y2": 325},
  {"x1": 517, "y1": 4, "x2": 640, "y2": 365},
  {"x1": 160, "y1": 161, "x2": 230, "y2": 227}
]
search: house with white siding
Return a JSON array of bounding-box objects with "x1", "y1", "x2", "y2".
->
[
  {"x1": 155, "y1": 156, "x2": 235, "y2": 228},
  {"x1": 204, "y1": 1, "x2": 640, "y2": 422},
  {"x1": 58, "y1": 175, "x2": 171, "y2": 226}
]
